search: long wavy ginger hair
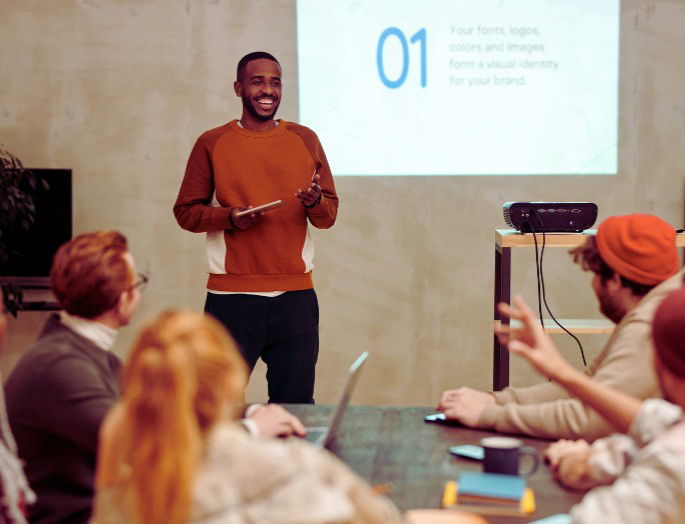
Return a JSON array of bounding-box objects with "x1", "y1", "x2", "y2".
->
[{"x1": 97, "y1": 311, "x2": 247, "y2": 524}]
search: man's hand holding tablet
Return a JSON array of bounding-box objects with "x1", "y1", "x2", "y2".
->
[
  {"x1": 234, "y1": 199, "x2": 286, "y2": 217},
  {"x1": 230, "y1": 199, "x2": 287, "y2": 230}
]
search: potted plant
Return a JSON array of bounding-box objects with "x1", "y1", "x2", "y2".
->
[{"x1": 0, "y1": 146, "x2": 46, "y2": 316}]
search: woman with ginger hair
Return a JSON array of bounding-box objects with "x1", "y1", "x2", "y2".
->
[{"x1": 91, "y1": 310, "x2": 401, "y2": 524}]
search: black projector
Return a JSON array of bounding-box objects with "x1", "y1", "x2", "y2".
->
[{"x1": 503, "y1": 202, "x2": 598, "y2": 233}]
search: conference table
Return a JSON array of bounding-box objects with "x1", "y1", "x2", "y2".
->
[{"x1": 286, "y1": 405, "x2": 584, "y2": 523}]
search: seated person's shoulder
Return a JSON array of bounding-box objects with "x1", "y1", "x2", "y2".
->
[
  {"x1": 6, "y1": 337, "x2": 113, "y2": 404},
  {"x1": 631, "y1": 269, "x2": 685, "y2": 319}
]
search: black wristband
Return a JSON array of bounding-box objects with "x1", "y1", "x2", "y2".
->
[{"x1": 304, "y1": 192, "x2": 322, "y2": 209}]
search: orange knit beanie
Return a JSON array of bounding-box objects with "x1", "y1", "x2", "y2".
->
[{"x1": 595, "y1": 214, "x2": 679, "y2": 286}]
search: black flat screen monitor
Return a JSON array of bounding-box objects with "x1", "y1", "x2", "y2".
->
[{"x1": 0, "y1": 168, "x2": 72, "y2": 284}]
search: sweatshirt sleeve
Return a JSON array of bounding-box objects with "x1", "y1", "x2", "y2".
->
[
  {"x1": 478, "y1": 318, "x2": 660, "y2": 440},
  {"x1": 289, "y1": 125, "x2": 338, "y2": 229},
  {"x1": 570, "y1": 446, "x2": 685, "y2": 524},
  {"x1": 493, "y1": 380, "x2": 569, "y2": 405},
  {"x1": 628, "y1": 399, "x2": 682, "y2": 447},
  {"x1": 305, "y1": 144, "x2": 338, "y2": 229},
  {"x1": 173, "y1": 133, "x2": 233, "y2": 233},
  {"x1": 574, "y1": 401, "x2": 679, "y2": 489}
]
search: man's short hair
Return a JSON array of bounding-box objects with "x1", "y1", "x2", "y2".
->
[
  {"x1": 50, "y1": 231, "x2": 131, "y2": 318},
  {"x1": 570, "y1": 236, "x2": 655, "y2": 296},
  {"x1": 236, "y1": 51, "x2": 280, "y2": 81}
]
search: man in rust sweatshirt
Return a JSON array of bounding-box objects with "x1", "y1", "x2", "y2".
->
[{"x1": 174, "y1": 51, "x2": 338, "y2": 404}]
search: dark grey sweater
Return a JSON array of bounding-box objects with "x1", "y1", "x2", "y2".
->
[{"x1": 4, "y1": 314, "x2": 121, "y2": 524}]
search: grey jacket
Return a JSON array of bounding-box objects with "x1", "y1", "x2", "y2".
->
[{"x1": 4, "y1": 315, "x2": 121, "y2": 524}]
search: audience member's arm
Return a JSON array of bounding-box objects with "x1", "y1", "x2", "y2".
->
[
  {"x1": 497, "y1": 297, "x2": 642, "y2": 434},
  {"x1": 545, "y1": 439, "x2": 595, "y2": 490},
  {"x1": 477, "y1": 315, "x2": 657, "y2": 439},
  {"x1": 479, "y1": 396, "x2": 614, "y2": 440},
  {"x1": 492, "y1": 380, "x2": 570, "y2": 405},
  {"x1": 570, "y1": 447, "x2": 685, "y2": 524}
]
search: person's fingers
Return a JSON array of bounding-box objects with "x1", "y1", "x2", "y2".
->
[
  {"x1": 439, "y1": 390, "x2": 454, "y2": 405},
  {"x1": 440, "y1": 398, "x2": 456, "y2": 410},
  {"x1": 494, "y1": 325, "x2": 510, "y2": 345},
  {"x1": 495, "y1": 322, "x2": 512, "y2": 335},
  {"x1": 289, "y1": 415, "x2": 307, "y2": 436},
  {"x1": 508, "y1": 340, "x2": 533, "y2": 357},
  {"x1": 442, "y1": 407, "x2": 462, "y2": 422},
  {"x1": 497, "y1": 300, "x2": 524, "y2": 321},
  {"x1": 497, "y1": 301, "x2": 513, "y2": 318},
  {"x1": 544, "y1": 443, "x2": 557, "y2": 459},
  {"x1": 513, "y1": 295, "x2": 539, "y2": 327}
]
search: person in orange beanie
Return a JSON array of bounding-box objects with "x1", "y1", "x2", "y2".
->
[{"x1": 438, "y1": 213, "x2": 682, "y2": 441}]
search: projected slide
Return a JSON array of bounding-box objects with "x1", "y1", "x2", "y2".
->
[{"x1": 296, "y1": 0, "x2": 619, "y2": 176}]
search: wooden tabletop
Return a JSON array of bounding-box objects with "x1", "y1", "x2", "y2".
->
[
  {"x1": 496, "y1": 229, "x2": 685, "y2": 248},
  {"x1": 285, "y1": 404, "x2": 583, "y2": 523}
]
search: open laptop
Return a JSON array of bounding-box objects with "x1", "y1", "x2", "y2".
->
[{"x1": 304, "y1": 351, "x2": 369, "y2": 449}]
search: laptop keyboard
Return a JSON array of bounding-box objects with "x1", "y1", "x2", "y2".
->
[{"x1": 304, "y1": 428, "x2": 326, "y2": 443}]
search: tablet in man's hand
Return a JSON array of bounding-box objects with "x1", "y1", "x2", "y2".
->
[{"x1": 234, "y1": 199, "x2": 286, "y2": 217}]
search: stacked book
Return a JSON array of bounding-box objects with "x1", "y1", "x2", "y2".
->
[{"x1": 442, "y1": 471, "x2": 536, "y2": 517}]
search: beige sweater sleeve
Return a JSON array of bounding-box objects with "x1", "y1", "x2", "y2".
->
[
  {"x1": 478, "y1": 318, "x2": 660, "y2": 441},
  {"x1": 493, "y1": 379, "x2": 569, "y2": 405}
]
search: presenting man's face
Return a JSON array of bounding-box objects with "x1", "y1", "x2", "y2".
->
[{"x1": 235, "y1": 58, "x2": 282, "y2": 121}]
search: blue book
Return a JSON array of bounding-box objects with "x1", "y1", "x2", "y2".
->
[{"x1": 457, "y1": 471, "x2": 526, "y2": 502}]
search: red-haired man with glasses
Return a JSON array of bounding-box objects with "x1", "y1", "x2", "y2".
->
[{"x1": 4, "y1": 231, "x2": 143, "y2": 524}]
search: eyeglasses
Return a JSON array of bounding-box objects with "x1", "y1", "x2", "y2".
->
[{"x1": 127, "y1": 273, "x2": 149, "y2": 292}]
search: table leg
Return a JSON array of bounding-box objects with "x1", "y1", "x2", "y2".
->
[{"x1": 493, "y1": 244, "x2": 511, "y2": 390}]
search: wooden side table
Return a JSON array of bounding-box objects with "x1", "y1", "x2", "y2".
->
[{"x1": 492, "y1": 229, "x2": 685, "y2": 390}]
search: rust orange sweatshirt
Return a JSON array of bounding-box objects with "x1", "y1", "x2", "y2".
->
[{"x1": 173, "y1": 120, "x2": 338, "y2": 292}]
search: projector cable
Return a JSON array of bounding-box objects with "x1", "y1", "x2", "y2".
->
[{"x1": 529, "y1": 212, "x2": 588, "y2": 367}]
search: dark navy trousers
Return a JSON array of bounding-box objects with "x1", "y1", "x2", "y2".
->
[{"x1": 205, "y1": 289, "x2": 319, "y2": 404}]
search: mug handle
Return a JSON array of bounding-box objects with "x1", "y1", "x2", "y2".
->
[{"x1": 519, "y1": 446, "x2": 540, "y2": 477}]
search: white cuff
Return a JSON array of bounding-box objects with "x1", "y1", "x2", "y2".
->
[
  {"x1": 240, "y1": 418, "x2": 261, "y2": 438},
  {"x1": 245, "y1": 403, "x2": 265, "y2": 418}
]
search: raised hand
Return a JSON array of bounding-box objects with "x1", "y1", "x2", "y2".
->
[
  {"x1": 496, "y1": 295, "x2": 572, "y2": 381},
  {"x1": 296, "y1": 172, "x2": 321, "y2": 207}
]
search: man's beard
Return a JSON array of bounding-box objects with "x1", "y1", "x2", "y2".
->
[
  {"x1": 598, "y1": 294, "x2": 626, "y2": 324},
  {"x1": 243, "y1": 93, "x2": 280, "y2": 121}
]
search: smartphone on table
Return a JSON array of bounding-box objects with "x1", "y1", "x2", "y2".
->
[{"x1": 448, "y1": 444, "x2": 485, "y2": 461}]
